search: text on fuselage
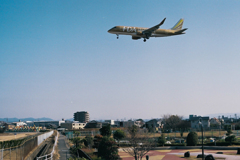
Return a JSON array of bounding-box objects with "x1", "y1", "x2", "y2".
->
[{"x1": 123, "y1": 26, "x2": 137, "y2": 32}]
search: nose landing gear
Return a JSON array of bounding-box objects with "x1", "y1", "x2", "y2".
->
[
  {"x1": 143, "y1": 38, "x2": 146, "y2": 42},
  {"x1": 116, "y1": 34, "x2": 119, "y2": 39}
]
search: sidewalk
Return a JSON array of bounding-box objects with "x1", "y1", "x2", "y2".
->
[{"x1": 58, "y1": 133, "x2": 71, "y2": 160}]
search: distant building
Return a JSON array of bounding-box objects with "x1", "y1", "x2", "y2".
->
[
  {"x1": 61, "y1": 122, "x2": 86, "y2": 130},
  {"x1": 210, "y1": 118, "x2": 221, "y2": 129},
  {"x1": 74, "y1": 111, "x2": 90, "y2": 123},
  {"x1": 25, "y1": 121, "x2": 34, "y2": 127},
  {"x1": 105, "y1": 120, "x2": 115, "y2": 125},
  {"x1": 145, "y1": 119, "x2": 163, "y2": 130},
  {"x1": 12, "y1": 121, "x2": 27, "y2": 127},
  {"x1": 34, "y1": 120, "x2": 65, "y2": 129},
  {"x1": 189, "y1": 115, "x2": 210, "y2": 130},
  {"x1": 84, "y1": 120, "x2": 102, "y2": 128}
]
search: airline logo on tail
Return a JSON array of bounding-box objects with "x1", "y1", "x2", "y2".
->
[{"x1": 171, "y1": 19, "x2": 184, "y2": 30}]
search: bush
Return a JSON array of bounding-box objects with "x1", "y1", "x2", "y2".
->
[
  {"x1": 158, "y1": 133, "x2": 166, "y2": 146},
  {"x1": 225, "y1": 135, "x2": 237, "y2": 145},
  {"x1": 186, "y1": 131, "x2": 198, "y2": 146}
]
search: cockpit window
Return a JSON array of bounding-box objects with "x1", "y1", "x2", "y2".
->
[{"x1": 111, "y1": 26, "x2": 117, "y2": 30}]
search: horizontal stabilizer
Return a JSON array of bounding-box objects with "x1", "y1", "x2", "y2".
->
[{"x1": 175, "y1": 28, "x2": 188, "y2": 34}]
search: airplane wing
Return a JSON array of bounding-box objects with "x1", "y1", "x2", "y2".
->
[{"x1": 142, "y1": 18, "x2": 166, "y2": 36}]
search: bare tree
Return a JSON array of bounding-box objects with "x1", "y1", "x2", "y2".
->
[
  {"x1": 162, "y1": 114, "x2": 183, "y2": 131},
  {"x1": 122, "y1": 125, "x2": 155, "y2": 160}
]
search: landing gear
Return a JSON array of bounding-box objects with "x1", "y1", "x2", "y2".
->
[
  {"x1": 143, "y1": 38, "x2": 146, "y2": 42},
  {"x1": 116, "y1": 34, "x2": 119, "y2": 39}
]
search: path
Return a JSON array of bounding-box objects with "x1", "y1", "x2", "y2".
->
[{"x1": 58, "y1": 133, "x2": 71, "y2": 160}]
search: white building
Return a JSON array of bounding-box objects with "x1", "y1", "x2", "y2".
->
[
  {"x1": 61, "y1": 122, "x2": 86, "y2": 130},
  {"x1": 12, "y1": 122, "x2": 27, "y2": 127},
  {"x1": 105, "y1": 120, "x2": 115, "y2": 125}
]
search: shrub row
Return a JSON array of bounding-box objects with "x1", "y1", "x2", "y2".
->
[
  {"x1": 0, "y1": 139, "x2": 25, "y2": 149},
  {"x1": 205, "y1": 141, "x2": 240, "y2": 146},
  {"x1": 164, "y1": 143, "x2": 186, "y2": 146}
]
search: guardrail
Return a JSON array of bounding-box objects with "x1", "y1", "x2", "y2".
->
[
  {"x1": 0, "y1": 131, "x2": 54, "y2": 160},
  {"x1": 36, "y1": 132, "x2": 58, "y2": 160}
]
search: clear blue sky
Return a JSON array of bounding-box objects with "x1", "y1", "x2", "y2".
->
[{"x1": 1, "y1": 1, "x2": 240, "y2": 120}]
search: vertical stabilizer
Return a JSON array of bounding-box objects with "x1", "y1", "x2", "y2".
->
[{"x1": 171, "y1": 19, "x2": 184, "y2": 30}]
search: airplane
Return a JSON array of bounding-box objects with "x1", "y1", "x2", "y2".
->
[{"x1": 108, "y1": 18, "x2": 187, "y2": 42}]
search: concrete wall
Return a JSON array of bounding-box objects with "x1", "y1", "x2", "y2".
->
[{"x1": 37, "y1": 131, "x2": 53, "y2": 145}]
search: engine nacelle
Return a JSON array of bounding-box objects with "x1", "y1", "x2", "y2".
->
[{"x1": 132, "y1": 36, "x2": 141, "y2": 40}]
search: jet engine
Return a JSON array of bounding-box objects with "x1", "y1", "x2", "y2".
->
[{"x1": 132, "y1": 36, "x2": 141, "y2": 40}]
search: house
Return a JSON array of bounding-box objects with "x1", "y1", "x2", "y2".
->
[
  {"x1": 61, "y1": 122, "x2": 86, "y2": 130},
  {"x1": 210, "y1": 118, "x2": 221, "y2": 129},
  {"x1": 84, "y1": 120, "x2": 102, "y2": 128},
  {"x1": 189, "y1": 115, "x2": 210, "y2": 130},
  {"x1": 104, "y1": 120, "x2": 115, "y2": 125},
  {"x1": 12, "y1": 121, "x2": 27, "y2": 127},
  {"x1": 145, "y1": 119, "x2": 163, "y2": 132}
]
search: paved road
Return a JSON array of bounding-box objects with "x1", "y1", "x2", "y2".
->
[{"x1": 58, "y1": 133, "x2": 71, "y2": 160}]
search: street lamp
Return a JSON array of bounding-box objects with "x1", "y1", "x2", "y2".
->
[{"x1": 199, "y1": 118, "x2": 204, "y2": 160}]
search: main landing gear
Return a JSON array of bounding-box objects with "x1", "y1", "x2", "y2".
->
[
  {"x1": 143, "y1": 38, "x2": 146, "y2": 42},
  {"x1": 116, "y1": 34, "x2": 119, "y2": 39}
]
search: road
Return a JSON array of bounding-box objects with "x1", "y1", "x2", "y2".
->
[{"x1": 58, "y1": 133, "x2": 71, "y2": 160}]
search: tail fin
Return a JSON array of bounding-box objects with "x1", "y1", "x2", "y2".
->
[{"x1": 171, "y1": 18, "x2": 184, "y2": 30}]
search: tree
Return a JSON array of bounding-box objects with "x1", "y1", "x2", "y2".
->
[
  {"x1": 158, "y1": 133, "x2": 166, "y2": 146},
  {"x1": 74, "y1": 131, "x2": 80, "y2": 137},
  {"x1": 98, "y1": 136, "x2": 119, "y2": 160},
  {"x1": 235, "y1": 122, "x2": 240, "y2": 130},
  {"x1": 186, "y1": 132, "x2": 198, "y2": 146},
  {"x1": 99, "y1": 124, "x2": 111, "y2": 137},
  {"x1": 177, "y1": 120, "x2": 191, "y2": 131},
  {"x1": 69, "y1": 137, "x2": 83, "y2": 157},
  {"x1": 226, "y1": 129, "x2": 233, "y2": 136},
  {"x1": 0, "y1": 122, "x2": 7, "y2": 133},
  {"x1": 82, "y1": 135, "x2": 93, "y2": 149},
  {"x1": 145, "y1": 124, "x2": 155, "y2": 133},
  {"x1": 113, "y1": 129, "x2": 125, "y2": 146},
  {"x1": 93, "y1": 134, "x2": 103, "y2": 149},
  {"x1": 225, "y1": 135, "x2": 236, "y2": 145},
  {"x1": 122, "y1": 125, "x2": 155, "y2": 160},
  {"x1": 162, "y1": 114, "x2": 183, "y2": 131},
  {"x1": 71, "y1": 137, "x2": 83, "y2": 148}
]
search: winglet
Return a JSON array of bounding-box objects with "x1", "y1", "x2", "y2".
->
[{"x1": 159, "y1": 18, "x2": 166, "y2": 26}]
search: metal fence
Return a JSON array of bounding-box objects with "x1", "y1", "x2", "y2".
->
[
  {"x1": 0, "y1": 131, "x2": 54, "y2": 160},
  {"x1": 0, "y1": 136, "x2": 37, "y2": 160},
  {"x1": 36, "y1": 132, "x2": 58, "y2": 160},
  {"x1": 65, "y1": 131, "x2": 100, "y2": 138}
]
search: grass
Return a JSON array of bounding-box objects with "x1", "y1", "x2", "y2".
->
[{"x1": 0, "y1": 132, "x2": 38, "y2": 141}]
